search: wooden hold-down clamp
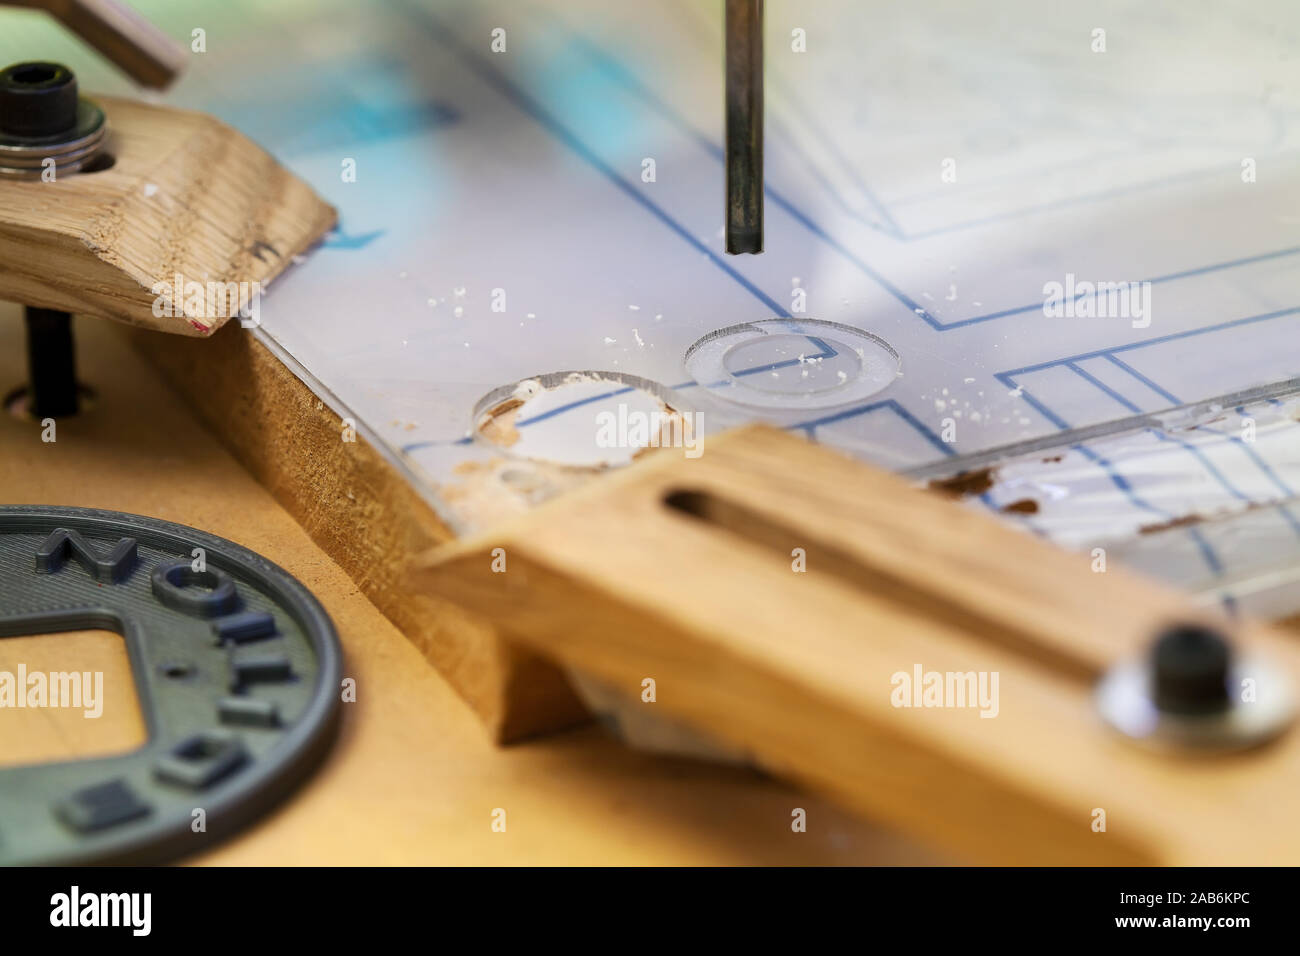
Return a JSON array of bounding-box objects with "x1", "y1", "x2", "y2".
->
[
  {"x1": 416, "y1": 425, "x2": 1300, "y2": 864},
  {"x1": 0, "y1": 91, "x2": 337, "y2": 334},
  {"x1": 0, "y1": 0, "x2": 335, "y2": 417}
]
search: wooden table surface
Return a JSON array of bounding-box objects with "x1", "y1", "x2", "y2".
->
[{"x1": 0, "y1": 308, "x2": 940, "y2": 864}]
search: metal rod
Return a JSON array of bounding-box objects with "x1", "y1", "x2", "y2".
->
[
  {"x1": 24, "y1": 307, "x2": 79, "y2": 418},
  {"x1": 725, "y1": 0, "x2": 763, "y2": 254}
]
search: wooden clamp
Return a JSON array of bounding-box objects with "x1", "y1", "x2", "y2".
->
[
  {"x1": 415, "y1": 425, "x2": 1300, "y2": 864},
  {"x1": 0, "y1": 95, "x2": 336, "y2": 335}
]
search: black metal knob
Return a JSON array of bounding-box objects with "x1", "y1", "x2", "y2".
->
[
  {"x1": 1151, "y1": 624, "x2": 1232, "y2": 715},
  {"x1": 0, "y1": 62, "x2": 79, "y2": 139}
]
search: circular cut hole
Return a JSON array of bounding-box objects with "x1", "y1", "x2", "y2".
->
[
  {"x1": 685, "y1": 318, "x2": 900, "y2": 410},
  {"x1": 471, "y1": 371, "x2": 692, "y2": 468}
]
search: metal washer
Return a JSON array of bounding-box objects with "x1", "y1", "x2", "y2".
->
[
  {"x1": 1096, "y1": 653, "x2": 1294, "y2": 753},
  {"x1": 0, "y1": 99, "x2": 107, "y2": 178}
]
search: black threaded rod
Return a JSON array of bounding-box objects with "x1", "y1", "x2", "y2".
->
[
  {"x1": 2, "y1": 61, "x2": 82, "y2": 419},
  {"x1": 24, "y1": 307, "x2": 79, "y2": 418}
]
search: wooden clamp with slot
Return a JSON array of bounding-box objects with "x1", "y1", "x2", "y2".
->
[{"x1": 415, "y1": 425, "x2": 1300, "y2": 864}]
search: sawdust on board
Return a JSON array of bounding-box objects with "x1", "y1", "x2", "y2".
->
[
  {"x1": 474, "y1": 373, "x2": 692, "y2": 463},
  {"x1": 440, "y1": 457, "x2": 606, "y2": 531},
  {"x1": 1138, "y1": 513, "x2": 1205, "y2": 535},
  {"x1": 927, "y1": 467, "x2": 996, "y2": 499},
  {"x1": 477, "y1": 398, "x2": 524, "y2": 448}
]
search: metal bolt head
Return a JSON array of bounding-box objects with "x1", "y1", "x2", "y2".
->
[
  {"x1": 1098, "y1": 623, "x2": 1293, "y2": 753},
  {"x1": 0, "y1": 62, "x2": 79, "y2": 138},
  {"x1": 1151, "y1": 623, "x2": 1231, "y2": 715}
]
